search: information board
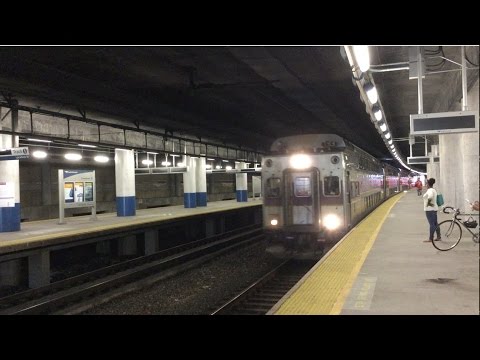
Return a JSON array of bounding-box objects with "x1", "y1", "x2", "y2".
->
[{"x1": 58, "y1": 169, "x2": 96, "y2": 224}]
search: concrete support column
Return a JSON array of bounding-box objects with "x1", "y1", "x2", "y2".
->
[
  {"x1": 28, "y1": 250, "x2": 50, "y2": 288},
  {"x1": 462, "y1": 79, "x2": 479, "y2": 212},
  {"x1": 235, "y1": 162, "x2": 248, "y2": 202},
  {"x1": 218, "y1": 216, "x2": 226, "y2": 234},
  {"x1": 96, "y1": 240, "x2": 111, "y2": 255},
  {"x1": 183, "y1": 156, "x2": 197, "y2": 208},
  {"x1": 254, "y1": 207, "x2": 262, "y2": 225},
  {"x1": 0, "y1": 259, "x2": 23, "y2": 286},
  {"x1": 205, "y1": 217, "x2": 216, "y2": 238},
  {"x1": 118, "y1": 235, "x2": 137, "y2": 256},
  {"x1": 0, "y1": 114, "x2": 21, "y2": 232},
  {"x1": 195, "y1": 157, "x2": 207, "y2": 206},
  {"x1": 462, "y1": 133, "x2": 479, "y2": 212},
  {"x1": 439, "y1": 133, "x2": 463, "y2": 209},
  {"x1": 115, "y1": 149, "x2": 136, "y2": 216},
  {"x1": 427, "y1": 145, "x2": 440, "y2": 186},
  {"x1": 144, "y1": 229, "x2": 158, "y2": 255}
]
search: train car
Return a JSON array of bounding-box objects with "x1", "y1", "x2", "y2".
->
[{"x1": 261, "y1": 134, "x2": 403, "y2": 258}]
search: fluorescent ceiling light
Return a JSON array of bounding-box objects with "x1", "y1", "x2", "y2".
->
[
  {"x1": 364, "y1": 83, "x2": 378, "y2": 104},
  {"x1": 94, "y1": 155, "x2": 109, "y2": 163},
  {"x1": 380, "y1": 123, "x2": 387, "y2": 132},
  {"x1": 385, "y1": 132, "x2": 391, "y2": 139},
  {"x1": 32, "y1": 150, "x2": 47, "y2": 159},
  {"x1": 388, "y1": 139, "x2": 393, "y2": 145},
  {"x1": 352, "y1": 45, "x2": 370, "y2": 72},
  {"x1": 78, "y1": 144, "x2": 97, "y2": 148},
  {"x1": 65, "y1": 153, "x2": 82, "y2": 161},
  {"x1": 374, "y1": 109, "x2": 382, "y2": 121},
  {"x1": 27, "y1": 138, "x2": 51, "y2": 143},
  {"x1": 142, "y1": 159, "x2": 153, "y2": 165}
]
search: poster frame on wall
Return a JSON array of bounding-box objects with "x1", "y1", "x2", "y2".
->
[{"x1": 58, "y1": 169, "x2": 97, "y2": 224}]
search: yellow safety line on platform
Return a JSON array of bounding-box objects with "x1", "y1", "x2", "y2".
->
[{"x1": 274, "y1": 193, "x2": 404, "y2": 315}]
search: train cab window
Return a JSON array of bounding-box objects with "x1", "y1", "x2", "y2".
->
[
  {"x1": 266, "y1": 178, "x2": 281, "y2": 198},
  {"x1": 324, "y1": 176, "x2": 340, "y2": 196},
  {"x1": 294, "y1": 177, "x2": 311, "y2": 197}
]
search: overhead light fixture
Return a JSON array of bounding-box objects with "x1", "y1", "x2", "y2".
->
[
  {"x1": 372, "y1": 104, "x2": 382, "y2": 121},
  {"x1": 364, "y1": 83, "x2": 378, "y2": 104},
  {"x1": 94, "y1": 155, "x2": 109, "y2": 163},
  {"x1": 142, "y1": 159, "x2": 153, "y2": 166},
  {"x1": 65, "y1": 153, "x2": 82, "y2": 161},
  {"x1": 390, "y1": 145, "x2": 394, "y2": 149},
  {"x1": 215, "y1": 165, "x2": 222, "y2": 169},
  {"x1": 78, "y1": 144, "x2": 97, "y2": 148},
  {"x1": 388, "y1": 139, "x2": 393, "y2": 145},
  {"x1": 385, "y1": 132, "x2": 391, "y2": 139},
  {"x1": 225, "y1": 165, "x2": 233, "y2": 170},
  {"x1": 177, "y1": 162, "x2": 185, "y2": 167},
  {"x1": 379, "y1": 123, "x2": 387, "y2": 132},
  {"x1": 205, "y1": 164, "x2": 212, "y2": 169},
  {"x1": 352, "y1": 46, "x2": 370, "y2": 72},
  {"x1": 27, "y1": 138, "x2": 52, "y2": 143},
  {"x1": 32, "y1": 150, "x2": 47, "y2": 159},
  {"x1": 161, "y1": 161, "x2": 171, "y2": 166}
]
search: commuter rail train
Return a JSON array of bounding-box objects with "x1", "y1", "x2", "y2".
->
[{"x1": 261, "y1": 134, "x2": 410, "y2": 258}]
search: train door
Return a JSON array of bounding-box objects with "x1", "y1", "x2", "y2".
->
[
  {"x1": 345, "y1": 171, "x2": 351, "y2": 228},
  {"x1": 283, "y1": 170, "x2": 319, "y2": 226}
]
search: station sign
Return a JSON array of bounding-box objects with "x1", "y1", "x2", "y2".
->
[
  {"x1": 0, "y1": 147, "x2": 29, "y2": 161},
  {"x1": 407, "y1": 156, "x2": 440, "y2": 165},
  {"x1": 410, "y1": 111, "x2": 478, "y2": 135}
]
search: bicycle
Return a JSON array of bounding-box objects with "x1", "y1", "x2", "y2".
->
[{"x1": 432, "y1": 206, "x2": 479, "y2": 251}]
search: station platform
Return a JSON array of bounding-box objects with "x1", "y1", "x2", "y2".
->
[
  {"x1": 0, "y1": 199, "x2": 262, "y2": 256},
  {"x1": 269, "y1": 190, "x2": 479, "y2": 315}
]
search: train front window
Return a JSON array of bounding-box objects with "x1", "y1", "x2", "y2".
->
[
  {"x1": 294, "y1": 177, "x2": 311, "y2": 197},
  {"x1": 324, "y1": 176, "x2": 340, "y2": 196},
  {"x1": 266, "y1": 177, "x2": 281, "y2": 198}
]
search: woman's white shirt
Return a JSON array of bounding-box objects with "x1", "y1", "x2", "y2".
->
[{"x1": 423, "y1": 188, "x2": 438, "y2": 211}]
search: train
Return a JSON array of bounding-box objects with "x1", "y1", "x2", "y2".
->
[{"x1": 261, "y1": 134, "x2": 410, "y2": 258}]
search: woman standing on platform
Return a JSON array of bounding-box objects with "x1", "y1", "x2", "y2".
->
[{"x1": 423, "y1": 178, "x2": 442, "y2": 242}]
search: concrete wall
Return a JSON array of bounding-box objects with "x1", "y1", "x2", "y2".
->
[{"x1": 19, "y1": 161, "x2": 255, "y2": 221}]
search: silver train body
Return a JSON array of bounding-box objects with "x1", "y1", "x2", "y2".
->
[{"x1": 262, "y1": 134, "x2": 409, "y2": 258}]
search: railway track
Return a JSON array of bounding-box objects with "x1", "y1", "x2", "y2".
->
[
  {"x1": 210, "y1": 259, "x2": 316, "y2": 315},
  {"x1": 0, "y1": 224, "x2": 263, "y2": 315}
]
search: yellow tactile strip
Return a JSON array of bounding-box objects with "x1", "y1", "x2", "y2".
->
[{"x1": 273, "y1": 193, "x2": 404, "y2": 315}]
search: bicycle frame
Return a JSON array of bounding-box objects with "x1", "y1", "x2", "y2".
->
[{"x1": 433, "y1": 206, "x2": 479, "y2": 251}]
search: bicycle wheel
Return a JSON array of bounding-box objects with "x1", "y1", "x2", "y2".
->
[{"x1": 433, "y1": 220, "x2": 462, "y2": 251}]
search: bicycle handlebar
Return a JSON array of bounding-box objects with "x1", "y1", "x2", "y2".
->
[{"x1": 443, "y1": 206, "x2": 455, "y2": 214}]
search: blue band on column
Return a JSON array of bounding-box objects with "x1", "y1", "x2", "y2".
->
[
  {"x1": 184, "y1": 193, "x2": 197, "y2": 208},
  {"x1": 196, "y1": 192, "x2": 207, "y2": 207},
  {"x1": 0, "y1": 203, "x2": 21, "y2": 232},
  {"x1": 116, "y1": 196, "x2": 136, "y2": 216},
  {"x1": 236, "y1": 190, "x2": 248, "y2": 202}
]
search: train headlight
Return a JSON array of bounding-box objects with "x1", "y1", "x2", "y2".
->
[
  {"x1": 323, "y1": 214, "x2": 340, "y2": 230},
  {"x1": 270, "y1": 219, "x2": 278, "y2": 226},
  {"x1": 290, "y1": 154, "x2": 312, "y2": 169}
]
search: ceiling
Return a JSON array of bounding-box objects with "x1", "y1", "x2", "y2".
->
[{"x1": 0, "y1": 46, "x2": 478, "y2": 171}]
